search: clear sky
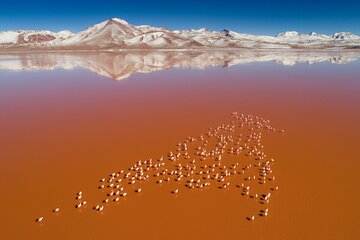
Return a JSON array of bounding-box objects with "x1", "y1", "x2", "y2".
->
[{"x1": 0, "y1": 0, "x2": 359, "y2": 35}]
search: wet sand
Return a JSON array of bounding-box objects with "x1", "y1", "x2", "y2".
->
[{"x1": 0, "y1": 58, "x2": 359, "y2": 239}]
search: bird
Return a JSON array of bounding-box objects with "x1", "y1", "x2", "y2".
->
[{"x1": 52, "y1": 208, "x2": 60, "y2": 213}]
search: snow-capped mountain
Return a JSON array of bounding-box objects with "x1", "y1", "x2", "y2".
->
[
  {"x1": 58, "y1": 18, "x2": 142, "y2": 48},
  {"x1": 331, "y1": 32, "x2": 360, "y2": 41},
  {"x1": 0, "y1": 18, "x2": 360, "y2": 50},
  {"x1": 57, "y1": 18, "x2": 202, "y2": 49},
  {"x1": 0, "y1": 30, "x2": 73, "y2": 47}
]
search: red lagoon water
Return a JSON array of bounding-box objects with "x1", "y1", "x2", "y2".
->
[{"x1": 0, "y1": 60, "x2": 359, "y2": 240}]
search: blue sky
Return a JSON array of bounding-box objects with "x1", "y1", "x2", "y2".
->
[{"x1": 0, "y1": 0, "x2": 359, "y2": 35}]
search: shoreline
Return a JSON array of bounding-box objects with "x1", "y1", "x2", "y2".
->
[{"x1": 1, "y1": 47, "x2": 360, "y2": 54}]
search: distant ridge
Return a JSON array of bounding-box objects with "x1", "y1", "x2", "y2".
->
[{"x1": 1, "y1": 18, "x2": 360, "y2": 50}]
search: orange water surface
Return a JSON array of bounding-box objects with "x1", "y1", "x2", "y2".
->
[{"x1": 0, "y1": 52, "x2": 359, "y2": 240}]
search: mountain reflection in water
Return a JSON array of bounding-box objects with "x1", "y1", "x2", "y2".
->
[{"x1": 0, "y1": 50, "x2": 360, "y2": 80}]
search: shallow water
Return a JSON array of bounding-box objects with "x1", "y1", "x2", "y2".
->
[{"x1": 0, "y1": 51, "x2": 359, "y2": 240}]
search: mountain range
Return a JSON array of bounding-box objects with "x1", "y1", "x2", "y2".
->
[
  {"x1": 1, "y1": 51, "x2": 359, "y2": 80},
  {"x1": 0, "y1": 18, "x2": 360, "y2": 50}
]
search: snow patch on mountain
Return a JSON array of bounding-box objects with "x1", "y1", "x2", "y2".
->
[
  {"x1": 0, "y1": 31, "x2": 19, "y2": 44},
  {"x1": 276, "y1": 31, "x2": 301, "y2": 38},
  {"x1": 331, "y1": 32, "x2": 360, "y2": 40}
]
